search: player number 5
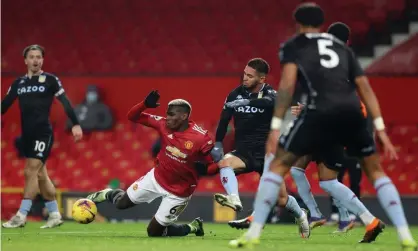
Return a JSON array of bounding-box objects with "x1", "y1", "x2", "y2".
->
[
  {"x1": 34, "y1": 140, "x2": 46, "y2": 152},
  {"x1": 317, "y1": 39, "x2": 339, "y2": 68}
]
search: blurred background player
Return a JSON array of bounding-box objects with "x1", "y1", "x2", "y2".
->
[
  {"x1": 1, "y1": 44, "x2": 83, "y2": 228},
  {"x1": 230, "y1": 3, "x2": 417, "y2": 250},
  {"x1": 212, "y1": 58, "x2": 310, "y2": 238},
  {"x1": 87, "y1": 91, "x2": 218, "y2": 237},
  {"x1": 289, "y1": 22, "x2": 365, "y2": 232}
]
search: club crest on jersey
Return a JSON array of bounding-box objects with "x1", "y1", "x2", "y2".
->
[
  {"x1": 184, "y1": 141, "x2": 193, "y2": 150},
  {"x1": 132, "y1": 184, "x2": 138, "y2": 191},
  {"x1": 17, "y1": 86, "x2": 46, "y2": 95},
  {"x1": 235, "y1": 106, "x2": 265, "y2": 113},
  {"x1": 166, "y1": 146, "x2": 187, "y2": 159},
  {"x1": 38, "y1": 75, "x2": 46, "y2": 83}
]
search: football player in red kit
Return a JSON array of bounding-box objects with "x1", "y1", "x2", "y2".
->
[{"x1": 87, "y1": 90, "x2": 219, "y2": 237}]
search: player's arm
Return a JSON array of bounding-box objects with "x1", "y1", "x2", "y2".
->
[
  {"x1": 52, "y1": 77, "x2": 80, "y2": 127},
  {"x1": 225, "y1": 92, "x2": 276, "y2": 108},
  {"x1": 1, "y1": 80, "x2": 18, "y2": 115},
  {"x1": 248, "y1": 90, "x2": 277, "y2": 108},
  {"x1": 354, "y1": 81, "x2": 382, "y2": 121},
  {"x1": 266, "y1": 43, "x2": 298, "y2": 154},
  {"x1": 350, "y1": 50, "x2": 398, "y2": 159},
  {"x1": 52, "y1": 77, "x2": 83, "y2": 141},
  {"x1": 127, "y1": 90, "x2": 163, "y2": 129},
  {"x1": 215, "y1": 95, "x2": 234, "y2": 143},
  {"x1": 200, "y1": 135, "x2": 221, "y2": 174},
  {"x1": 213, "y1": 95, "x2": 234, "y2": 157},
  {"x1": 272, "y1": 43, "x2": 298, "y2": 126},
  {"x1": 349, "y1": 51, "x2": 384, "y2": 126}
]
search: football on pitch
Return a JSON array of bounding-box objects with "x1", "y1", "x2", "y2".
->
[{"x1": 72, "y1": 198, "x2": 97, "y2": 224}]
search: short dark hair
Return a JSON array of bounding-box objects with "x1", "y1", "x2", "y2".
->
[
  {"x1": 293, "y1": 3, "x2": 324, "y2": 28},
  {"x1": 23, "y1": 44, "x2": 45, "y2": 58},
  {"x1": 247, "y1": 58, "x2": 270, "y2": 75},
  {"x1": 327, "y1": 22, "x2": 350, "y2": 43}
]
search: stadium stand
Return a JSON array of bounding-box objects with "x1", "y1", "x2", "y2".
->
[{"x1": 1, "y1": 0, "x2": 408, "y2": 75}]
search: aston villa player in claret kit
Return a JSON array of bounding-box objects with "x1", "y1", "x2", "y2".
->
[
  {"x1": 87, "y1": 90, "x2": 221, "y2": 237},
  {"x1": 1, "y1": 45, "x2": 83, "y2": 228}
]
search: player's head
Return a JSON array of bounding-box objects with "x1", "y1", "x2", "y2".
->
[
  {"x1": 293, "y1": 3, "x2": 324, "y2": 32},
  {"x1": 242, "y1": 58, "x2": 270, "y2": 91},
  {"x1": 23, "y1": 44, "x2": 45, "y2": 73},
  {"x1": 327, "y1": 22, "x2": 350, "y2": 44},
  {"x1": 166, "y1": 99, "x2": 192, "y2": 131},
  {"x1": 86, "y1": 85, "x2": 99, "y2": 104}
]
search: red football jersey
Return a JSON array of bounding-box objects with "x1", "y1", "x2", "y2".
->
[{"x1": 135, "y1": 110, "x2": 214, "y2": 197}]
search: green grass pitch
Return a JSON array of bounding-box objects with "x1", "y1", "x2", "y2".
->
[{"x1": 2, "y1": 221, "x2": 416, "y2": 251}]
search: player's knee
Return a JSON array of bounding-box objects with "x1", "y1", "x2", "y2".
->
[
  {"x1": 37, "y1": 170, "x2": 48, "y2": 181},
  {"x1": 218, "y1": 158, "x2": 231, "y2": 168},
  {"x1": 290, "y1": 167, "x2": 305, "y2": 178},
  {"x1": 24, "y1": 163, "x2": 41, "y2": 177},
  {"x1": 115, "y1": 200, "x2": 128, "y2": 210},
  {"x1": 115, "y1": 192, "x2": 134, "y2": 210},
  {"x1": 147, "y1": 219, "x2": 164, "y2": 237},
  {"x1": 360, "y1": 155, "x2": 385, "y2": 182},
  {"x1": 268, "y1": 158, "x2": 289, "y2": 176},
  {"x1": 278, "y1": 194, "x2": 288, "y2": 207},
  {"x1": 319, "y1": 179, "x2": 337, "y2": 193},
  {"x1": 147, "y1": 226, "x2": 162, "y2": 237}
]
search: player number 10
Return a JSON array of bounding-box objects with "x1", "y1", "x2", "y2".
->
[
  {"x1": 317, "y1": 39, "x2": 339, "y2": 68},
  {"x1": 34, "y1": 140, "x2": 46, "y2": 152}
]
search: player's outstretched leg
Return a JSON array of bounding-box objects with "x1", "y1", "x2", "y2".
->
[
  {"x1": 87, "y1": 188, "x2": 135, "y2": 209},
  {"x1": 229, "y1": 153, "x2": 310, "y2": 238},
  {"x1": 290, "y1": 156, "x2": 327, "y2": 229},
  {"x1": 277, "y1": 176, "x2": 310, "y2": 238},
  {"x1": 283, "y1": 196, "x2": 310, "y2": 238},
  {"x1": 147, "y1": 217, "x2": 204, "y2": 237},
  {"x1": 229, "y1": 190, "x2": 310, "y2": 238},
  {"x1": 38, "y1": 165, "x2": 64, "y2": 228},
  {"x1": 361, "y1": 154, "x2": 417, "y2": 250},
  {"x1": 317, "y1": 163, "x2": 384, "y2": 243},
  {"x1": 3, "y1": 158, "x2": 43, "y2": 228},
  {"x1": 228, "y1": 154, "x2": 276, "y2": 230},
  {"x1": 229, "y1": 148, "x2": 299, "y2": 248},
  {"x1": 214, "y1": 154, "x2": 244, "y2": 212}
]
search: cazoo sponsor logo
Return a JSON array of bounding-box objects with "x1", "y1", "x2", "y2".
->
[{"x1": 234, "y1": 106, "x2": 264, "y2": 113}]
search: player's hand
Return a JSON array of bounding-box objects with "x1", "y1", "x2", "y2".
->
[
  {"x1": 72, "y1": 125, "x2": 83, "y2": 142},
  {"x1": 291, "y1": 102, "x2": 304, "y2": 116},
  {"x1": 211, "y1": 142, "x2": 224, "y2": 162},
  {"x1": 225, "y1": 99, "x2": 250, "y2": 108},
  {"x1": 376, "y1": 130, "x2": 398, "y2": 160},
  {"x1": 266, "y1": 129, "x2": 280, "y2": 155},
  {"x1": 144, "y1": 90, "x2": 160, "y2": 108}
]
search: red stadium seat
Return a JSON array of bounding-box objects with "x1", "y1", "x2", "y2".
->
[{"x1": 2, "y1": 0, "x2": 405, "y2": 74}]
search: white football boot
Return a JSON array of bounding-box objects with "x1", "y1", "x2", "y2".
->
[
  {"x1": 2, "y1": 212, "x2": 26, "y2": 228},
  {"x1": 296, "y1": 209, "x2": 311, "y2": 239},
  {"x1": 214, "y1": 193, "x2": 243, "y2": 212},
  {"x1": 40, "y1": 212, "x2": 64, "y2": 229}
]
